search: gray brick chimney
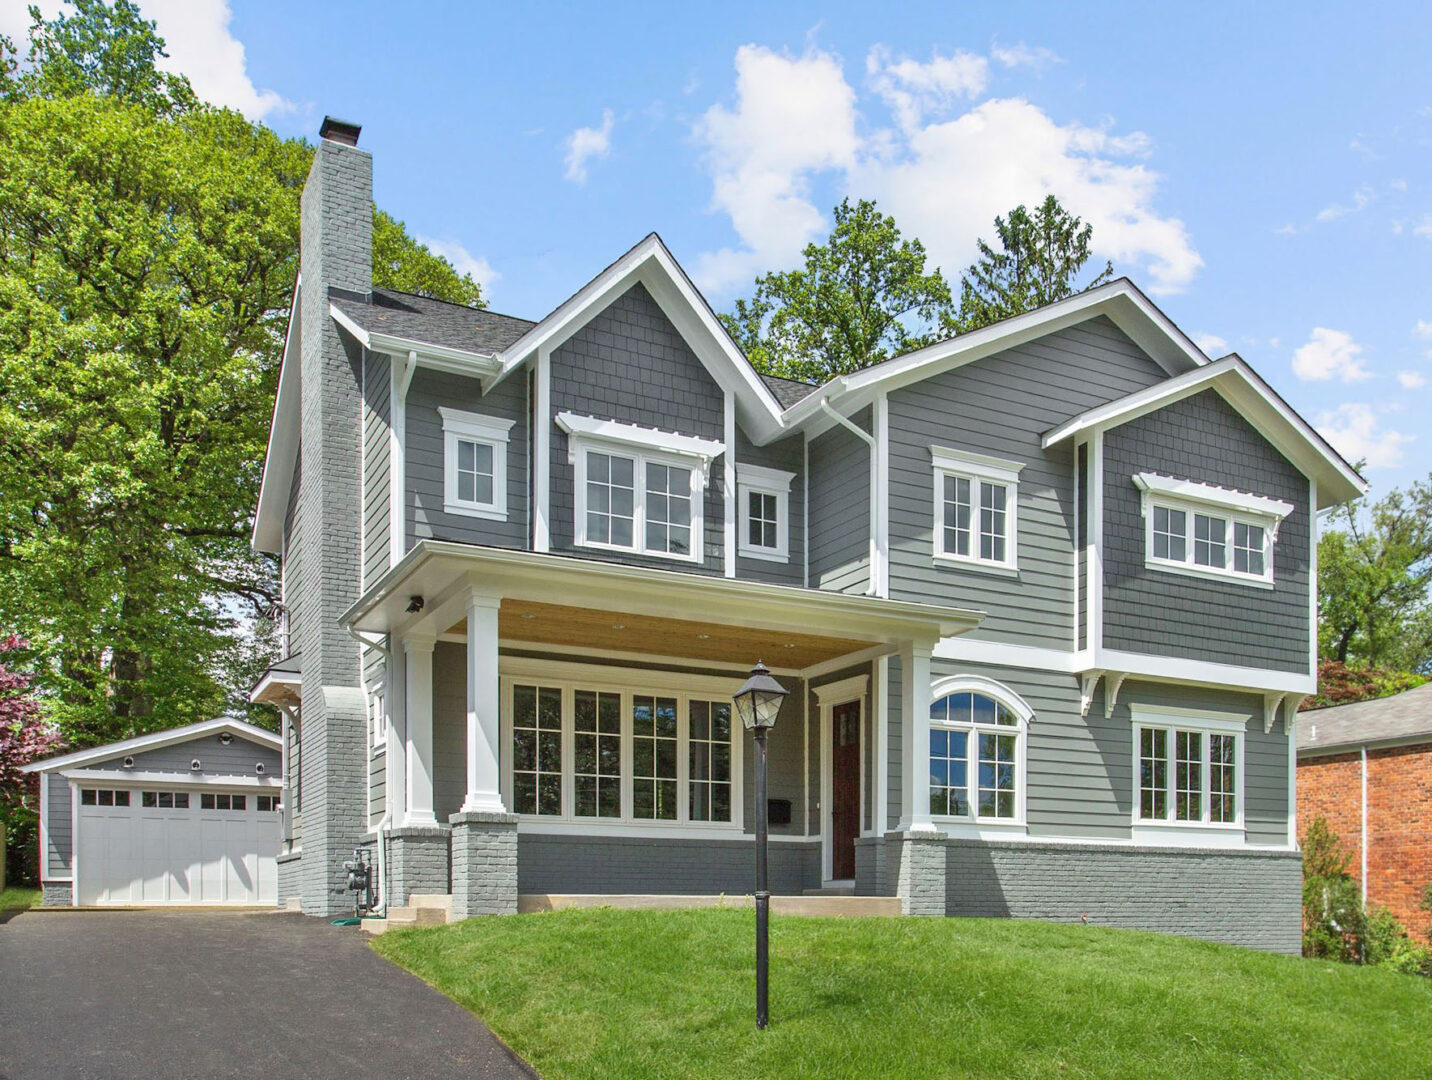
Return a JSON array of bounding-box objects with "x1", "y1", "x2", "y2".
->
[{"x1": 288, "y1": 117, "x2": 373, "y2": 914}]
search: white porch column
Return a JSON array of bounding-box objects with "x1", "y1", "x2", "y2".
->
[
  {"x1": 404, "y1": 633, "x2": 438, "y2": 827},
  {"x1": 899, "y1": 640, "x2": 938, "y2": 833},
  {"x1": 462, "y1": 591, "x2": 506, "y2": 814},
  {"x1": 384, "y1": 647, "x2": 407, "y2": 828}
]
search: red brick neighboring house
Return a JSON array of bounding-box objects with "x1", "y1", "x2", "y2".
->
[{"x1": 1297, "y1": 682, "x2": 1432, "y2": 931}]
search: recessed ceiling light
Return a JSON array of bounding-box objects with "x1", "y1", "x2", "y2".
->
[
  {"x1": 611, "y1": 623, "x2": 625, "y2": 630},
  {"x1": 783, "y1": 643, "x2": 796, "y2": 648},
  {"x1": 696, "y1": 633, "x2": 710, "y2": 640},
  {"x1": 519, "y1": 613, "x2": 536, "y2": 620}
]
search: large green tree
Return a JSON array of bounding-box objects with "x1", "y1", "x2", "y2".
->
[
  {"x1": 955, "y1": 194, "x2": 1114, "y2": 333},
  {"x1": 720, "y1": 198, "x2": 955, "y2": 383},
  {"x1": 0, "y1": 2, "x2": 484, "y2": 745},
  {"x1": 1317, "y1": 477, "x2": 1432, "y2": 672}
]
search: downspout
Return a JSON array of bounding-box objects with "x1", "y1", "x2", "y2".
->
[
  {"x1": 818, "y1": 400, "x2": 880, "y2": 597},
  {"x1": 349, "y1": 626, "x2": 393, "y2": 917},
  {"x1": 1360, "y1": 744, "x2": 1369, "y2": 905}
]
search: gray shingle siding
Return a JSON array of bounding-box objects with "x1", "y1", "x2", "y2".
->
[
  {"x1": 888, "y1": 318, "x2": 1168, "y2": 647},
  {"x1": 549, "y1": 283, "x2": 727, "y2": 573},
  {"x1": 406, "y1": 367, "x2": 529, "y2": 550},
  {"x1": 518, "y1": 834, "x2": 820, "y2": 894},
  {"x1": 362, "y1": 350, "x2": 390, "y2": 587},
  {"x1": 808, "y1": 407, "x2": 871, "y2": 594},
  {"x1": 734, "y1": 427, "x2": 804, "y2": 586},
  {"x1": 1102, "y1": 388, "x2": 1311, "y2": 674}
]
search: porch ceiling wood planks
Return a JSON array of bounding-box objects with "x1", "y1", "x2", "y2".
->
[{"x1": 445, "y1": 600, "x2": 871, "y2": 670}]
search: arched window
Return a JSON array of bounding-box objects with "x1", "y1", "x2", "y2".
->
[{"x1": 928, "y1": 677, "x2": 1031, "y2": 823}]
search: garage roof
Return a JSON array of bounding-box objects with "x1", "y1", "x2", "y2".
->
[{"x1": 22, "y1": 718, "x2": 281, "y2": 774}]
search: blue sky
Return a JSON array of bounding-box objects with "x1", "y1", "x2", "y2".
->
[{"x1": 8, "y1": 2, "x2": 1430, "y2": 498}]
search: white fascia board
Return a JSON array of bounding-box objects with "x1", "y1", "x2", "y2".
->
[
  {"x1": 22, "y1": 718, "x2": 281, "y2": 774},
  {"x1": 785, "y1": 281, "x2": 1207, "y2": 434},
  {"x1": 1133, "y1": 473, "x2": 1294, "y2": 520},
  {"x1": 60, "y1": 768, "x2": 282, "y2": 788},
  {"x1": 1043, "y1": 356, "x2": 1366, "y2": 507},
  {"x1": 556, "y1": 412, "x2": 725, "y2": 463},
  {"x1": 329, "y1": 303, "x2": 503, "y2": 376},
  {"x1": 252, "y1": 277, "x2": 304, "y2": 554},
  {"x1": 489, "y1": 233, "x2": 786, "y2": 439},
  {"x1": 933, "y1": 636, "x2": 1315, "y2": 695}
]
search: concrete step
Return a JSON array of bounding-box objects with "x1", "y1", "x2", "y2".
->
[
  {"x1": 361, "y1": 904, "x2": 447, "y2": 935},
  {"x1": 803, "y1": 883, "x2": 855, "y2": 896},
  {"x1": 407, "y1": 893, "x2": 454, "y2": 917}
]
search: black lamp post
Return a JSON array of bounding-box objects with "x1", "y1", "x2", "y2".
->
[{"x1": 733, "y1": 660, "x2": 788, "y2": 1030}]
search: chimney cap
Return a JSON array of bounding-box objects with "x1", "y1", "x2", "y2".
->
[{"x1": 319, "y1": 116, "x2": 361, "y2": 146}]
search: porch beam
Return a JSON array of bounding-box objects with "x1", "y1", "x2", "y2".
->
[
  {"x1": 462, "y1": 591, "x2": 506, "y2": 814},
  {"x1": 403, "y1": 633, "x2": 438, "y2": 827}
]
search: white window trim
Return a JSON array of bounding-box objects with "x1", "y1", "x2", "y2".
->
[
  {"x1": 498, "y1": 663, "x2": 745, "y2": 834},
  {"x1": 564, "y1": 419, "x2": 716, "y2": 564},
  {"x1": 736, "y1": 462, "x2": 795, "y2": 563},
  {"x1": 439, "y1": 407, "x2": 514, "y2": 521},
  {"x1": 927, "y1": 674, "x2": 1031, "y2": 828},
  {"x1": 930, "y1": 445, "x2": 1023, "y2": 574},
  {"x1": 1130, "y1": 703, "x2": 1247, "y2": 834},
  {"x1": 1134, "y1": 473, "x2": 1291, "y2": 589}
]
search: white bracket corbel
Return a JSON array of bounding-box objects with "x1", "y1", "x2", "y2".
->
[
  {"x1": 1282, "y1": 695, "x2": 1306, "y2": 735},
  {"x1": 1103, "y1": 672, "x2": 1128, "y2": 719},
  {"x1": 1079, "y1": 670, "x2": 1104, "y2": 717},
  {"x1": 1263, "y1": 692, "x2": 1289, "y2": 734}
]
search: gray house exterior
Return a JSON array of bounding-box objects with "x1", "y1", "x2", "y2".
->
[{"x1": 249, "y1": 118, "x2": 1365, "y2": 953}]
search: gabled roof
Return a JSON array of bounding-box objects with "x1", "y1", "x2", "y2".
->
[
  {"x1": 1298, "y1": 682, "x2": 1432, "y2": 754},
  {"x1": 330, "y1": 288, "x2": 534, "y2": 356},
  {"x1": 1042, "y1": 354, "x2": 1366, "y2": 507},
  {"x1": 490, "y1": 232, "x2": 788, "y2": 442},
  {"x1": 21, "y1": 717, "x2": 281, "y2": 774}
]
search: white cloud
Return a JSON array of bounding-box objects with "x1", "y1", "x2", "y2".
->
[
  {"x1": 413, "y1": 236, "x2": 500, "y2": 291},
  {"x1": 1194, "y1": 332, "x2": 1228, "y2": 355},
  {"x1": 990, "y1": 42, "x2": 1063, "y2": 71},
  {"x1": 1414, "y1": 214, "x2": 1432, "y2": 240},
  {"x1": 2, "y1": 1, "x2": 291, "y2": 120},
  {"x1": 692, "y1": 46, "x2": 859, "y2": 292},
  {"x1": 1291, "y1": 327, "x2": 1371, "y2": 382},
  {"x1": 564, "y1": 108, "x2": 615, "y2": 184},
  {"x1": 692, "y1": 44, "x2": 1202, "y2": 298},
  {"x1": 867, "y1": 46, "x2": 989, "y2": 132},
  {"x1": 1415, "y1": 319, "x2": 1432, "y2": 340},
  {"x1": 1315, "y1": 185, "x2": 1374, "y2": 222},
  {"x1": 1316, "y1": 403, "x2": 1413, "y2": 469},
  {"x1": 1397, "y1": 370, "x2": 1426, "y2": 389}
]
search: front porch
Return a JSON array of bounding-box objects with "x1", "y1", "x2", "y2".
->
[{"x1": 343, "y1": 541, "x2": 983, "y2": 918}]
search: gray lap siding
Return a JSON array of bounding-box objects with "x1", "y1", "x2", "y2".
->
[
  {"x1": 1102, "y1": 388, "x2": 1311, "y2": 674},
  {"x1": 734, "y1": 427, "x2": 805, "y2": 586},
  {"x1": 887, "y1": 318, "x2": 1168, "y2": 647},
  {"x1": 361, "y1": 350, "x2": 391, "y2": 586},
  {"x1": 808, "y1": 408, "x2": 871, "y2": 594},
  {"x1": 548, "y1": 282, "x2": 727, "y2": 574}
]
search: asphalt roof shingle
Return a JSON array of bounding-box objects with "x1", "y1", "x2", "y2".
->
[
  {"x1": 330, "y1": 287, "x2": 535, "y2": 355},
  {"x1": 759, "y1": 373, "x2": 820, "y2": 409},
  {"x1": 1298, "y1": 681, "x2": 1432, "y2": 752}
]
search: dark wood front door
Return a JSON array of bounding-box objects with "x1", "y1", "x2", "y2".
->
[{"x1": 831, "y1": 700, "x2": 860, "y2": 880}]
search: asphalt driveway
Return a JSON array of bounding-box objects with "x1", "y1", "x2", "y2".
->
[{"x1": 0, "y1": 909, "x2": 535, "y2": 1080}]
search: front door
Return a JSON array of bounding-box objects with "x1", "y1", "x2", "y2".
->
[{"x1": 830, "y1": 700, "x2": 860, "y2": 880}]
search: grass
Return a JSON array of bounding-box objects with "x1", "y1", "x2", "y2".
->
[
  {"x1": 0, "y1": 886, "x2": 40, "y2": 911},
  {"x1": 373, "y1": 908, "x2": 1432, "y2": 1080}
]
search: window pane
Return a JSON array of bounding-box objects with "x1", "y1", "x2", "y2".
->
[
  {"x1": 1210, "y1": 734, "x2": 1237, "y2": 823},
  {"x1": 942, "y1": 474, "x2": 972, "y2": 556},
  {"x1": 747, "y1": 491, "x2": 779, "y2": 550},
  {"x1": 971, "y1": 693, "x2": 996, "y2": 727},
  {"x1": 1233, "y1": 521, "x2": 1266, "y2": 576},
  {"x1": 1193, "y1": 514, "x2": 1227, "y2": 568},
  {"x1": 929, "y1": 729, "x2": 969, "y2": 816},
  {"x1": 633, "y1": 695, "x2": 678, "y2": 820},
  {"x1": 1152, "y1": 505, "x2": 1187, "y2": 562},
  {"x1": 646, "y1": 463, "x2": 693, "y2": 555},
  {"x1": 586, "y1": 452, "x2": 636, "y2": 548},
  {"x1": 1176, "y1": 730, "x2": 1203, "y2": 821},
  {"x1": 979, "y1": 481, "x2": 1008, "y2": 563},
  {"x1": 977, "y1": 733, "x2": 1017, "y2": 819},
  {"x1": 1138, "y1": 727, "x2": 1168, "y2": 820},
  {"x1": 175, "y1": 792, "x2": 189, "y2": 809},
  {"x1": 573, "y1": 689, "x2": 619, "y2": 818},
  {"x1": 690, "y1": 700, "x2": 733, "y2": 822},
  {"x1": 513, "y1": 683, "x2": 562, "y2": 815},
  {"x1": 143, "y1": 791, "x2": 157, "y2": 807}
]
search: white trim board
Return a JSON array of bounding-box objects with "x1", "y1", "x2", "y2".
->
[{"x1": 23, "y1": 718, "x2": 281, "y2": 775}]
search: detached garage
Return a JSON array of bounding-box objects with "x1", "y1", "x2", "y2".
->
[{"x1": 24, "y1": 718, "x2": 282, "y2": 907}]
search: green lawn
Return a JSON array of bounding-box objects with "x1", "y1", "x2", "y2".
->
[
  {"x1": 374, "y1": 908, "x2": 1432, "y2": 1080},
  {"x1": 0, "y1": 886, "x2": 40, "y2": 911}
]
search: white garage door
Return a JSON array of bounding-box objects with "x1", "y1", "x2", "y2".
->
[{"x1": 76, "y1": 787, "x2": 279, "y2": 906}]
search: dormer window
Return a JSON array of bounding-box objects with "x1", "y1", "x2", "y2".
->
[
  {"x1": 557, "y1": 413, "x2": 724, "y2": 564},
  {"x1": 1134, "y1": 473, "x2": 1293, "y2": 588},
  {"x1": 440, "y1": 408, "x2": 514, "y2": 521},
  {"x1": 931, "y1": 445, "x2": 1023, "y2": 573},
  {"x1": 737, "y1": 463, "x2": 795, "y2": 563}
]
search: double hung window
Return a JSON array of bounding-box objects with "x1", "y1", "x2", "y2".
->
[
  {"x1": 1135, "y1": 710, "x2": 1244, "y2": 828},
  {"x1": 440, "y1": 408, "x2": 514, "y2": 521}
]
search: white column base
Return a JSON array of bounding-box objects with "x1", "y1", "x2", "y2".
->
[{"x1": 460, "y1": 792, "x2": 508, "y2": 815}]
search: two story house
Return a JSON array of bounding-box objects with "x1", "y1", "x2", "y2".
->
[{"x1": 250, "y1": 118, "x2": 1363, "y2": 953}]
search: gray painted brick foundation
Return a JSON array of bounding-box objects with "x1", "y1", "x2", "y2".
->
[
  {"x1": 42, "y1": 882, "x2": 72, "y2": 907},
  {"x1": 387, "y1": 827, "x2": 451, "y2": 907},
  {"x1": 518, "y1": 834, "x2": 820, "y2": 895},
  {"x1": 945, "y1": 839, "x2": 1302, "y2": 953},
  {"x1": 450, "y1": 812, "x2": 519, "y2": 917},
  {"x1": 885, "y1": 831, "x2": 948, "y2": 915}
]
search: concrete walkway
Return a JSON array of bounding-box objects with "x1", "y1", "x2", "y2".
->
[{"x1": 0, "y1": 909, "x2": 535, "y2": 1080}]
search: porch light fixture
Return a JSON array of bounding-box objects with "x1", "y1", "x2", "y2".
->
[{"x1": 733, "y1": 660, "x2": 788, "y2": 1030}]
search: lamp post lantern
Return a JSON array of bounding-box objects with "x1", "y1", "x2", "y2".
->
[{"x1": 733, "y1": 660, "x2": 788, "y2": 1030}]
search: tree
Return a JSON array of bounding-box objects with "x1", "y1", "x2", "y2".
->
[
  {"x1": 1318, "y1": 477, "x2": 1432, "y2": 671},
  {"x1": 720, "y1": 198, "x2": 955, "y2": 383},
  {"x1": 0, "y1": 635, "x2": 62, "y2": 885},
  {"x1": 955, "y1": 195, "x2": 1114, "y2": 333},
  {"x1": 0, "y1": 2, "x2": 485, "y2": 745}
]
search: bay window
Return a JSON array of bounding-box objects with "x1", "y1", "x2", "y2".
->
[
  {"x1": 931, "y1": 445, "x2": 1023, "y2": 572},
  {"x1": 1134, "y1": 473, "x2": 1292, "y2": 587},
  {"x1": 1134, "y1": 708, "x2": 1245, "y2": 829}
]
